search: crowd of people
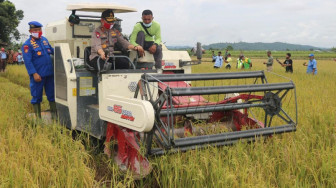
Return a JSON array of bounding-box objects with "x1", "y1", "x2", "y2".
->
[
  {"x1": 212, "y1": 50, "x2": 319, "y2": 75},
  {"x1": 0, "y1": 48, "x2": 24, "y2": 72}
]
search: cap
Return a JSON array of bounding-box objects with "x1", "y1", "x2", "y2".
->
[
  {"x1": 28, "y1": 21, "x2": 43, "y2": 29},
  {"x1": 309, "y1": 53, "x2": 314, "y2": 57},
  {"x1": 101, "y1": 9, "x2": 115, "y2": 22}
]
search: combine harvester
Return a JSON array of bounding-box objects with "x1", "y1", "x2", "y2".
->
[{"x1": 46, "y1": 3, "x2": 298, "y2": 177}]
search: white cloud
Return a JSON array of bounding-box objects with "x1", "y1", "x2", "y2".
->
[{"x1": 11, "y1": 0, "x2": 336, "y2": 48}]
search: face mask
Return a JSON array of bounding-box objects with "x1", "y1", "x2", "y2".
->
[
  {"x1": 31, "y1": 31, "x2": 42, "y2": 38},
  {"x1": 143, "y1": 22, "x2": 152, "y2": 27},
  {"x1": 103, "y1": 22, "x2": 114, "y2": 30}
]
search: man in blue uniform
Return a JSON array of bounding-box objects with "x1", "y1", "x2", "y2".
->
[{"x1": 22, "y1": 21, "x2": 56, "y2": 119}]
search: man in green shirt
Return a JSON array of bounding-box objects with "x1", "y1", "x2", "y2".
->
[
  {"x1": 242, "y1": 55, "x2": 252, "y2": 69},
  {"x1": 130, "y1": 10, "x2": 162, "y2": 69},
  {"x1": 263, "y1": 51, "x2": 273, "y2": 72},
  {"x1": 237, "y1": 55, "x2": 244, "y2": 69}
]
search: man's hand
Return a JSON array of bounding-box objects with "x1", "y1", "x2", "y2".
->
[
  {"x1": 100, "y1": 53, "x2": 106, "y2": 60},
  {"x1": 33, "y1": 73, "x2": 42, "y2": 82},
  {"x1": 136, "y1": 46, "x2": 145, "y2": 57},
  {"x1": 148, "y1": 44, "x2": 157, "y2": 54}
]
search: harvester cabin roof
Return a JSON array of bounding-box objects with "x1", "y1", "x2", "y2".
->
[{"x1": 67, "y1": 3, "x2": 137, "y2": 13}]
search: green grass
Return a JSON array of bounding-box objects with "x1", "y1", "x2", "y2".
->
[{"x1": 1, "y1": 54, "x2": 336, "y2": 187}]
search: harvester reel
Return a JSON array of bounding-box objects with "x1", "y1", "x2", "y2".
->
[
  {"x1": 134, "y1": 71, "x2": 297, "y2": 156},
  {"x1": 263, "y1": 92, "x2": 282, "y2": 116}
]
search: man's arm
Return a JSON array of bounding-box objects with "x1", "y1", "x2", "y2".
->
[
  {"x1": 154, "y1": 24, "x2": 161, "y2": 45},
  {"x1": 45, "y1": 38, "x2": 54, "y2": 55},
  {"x1": 117, "y1": 33, "x2": 131, "y2": 50},
  {"x1": 91, "y1": 30, "x2": 106, "y2": 60},
  {"x1": 312, "y1": 60, "x2": 317, "y2": 75},
  {"x1": 130, "y1": 23, "x2": 142, "y2": 46},
  {"x1": 22, "y1": 44, "x2": 36, "y2": 75},
  {"x1": 22, "y1": 44, "x2": 41, "y2": 82}
]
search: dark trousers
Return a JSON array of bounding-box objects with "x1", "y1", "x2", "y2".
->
[
  {"x1": 136, "y1": 31, "x2": 163, "y2": 69},
  {"x1": 89, "y1": 56, "x2": 130, "y2": 71},
  {"x1": 0, "y1": 59, "x2": 6, "y2": 72}
]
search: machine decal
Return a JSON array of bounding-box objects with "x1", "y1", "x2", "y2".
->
[
  {"x1": 79, "y1": 77, "x2": 95, "y2": 96},
  {"x1": 37, "y1": 51, "x2": 42, "y2": 56},
  {"x1": 79, "y1": 88, "x2": 95, "y2": 96},
  {"x1": 128, "y1": 82, "x2": 137, "y2": 92},
  {"x1": 72, "y1": 88, "x2": 77, "y2": 96},
  {"x1": 164, "y1": 62, "x2": 176, "y2": 69},
  {"x1": 108, "y1": 105, "x2": 135, "y2": 122},
  {"x1": 111, "y1": 31, "x2": 116, "y2": 36}
]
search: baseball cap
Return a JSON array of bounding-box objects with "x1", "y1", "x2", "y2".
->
[
  {"x1": 308, "y1": 53, "x2": 314, "y2": 57},
  {"x1": 101, "y1": 9, "x2": 116, "y2": 22}
]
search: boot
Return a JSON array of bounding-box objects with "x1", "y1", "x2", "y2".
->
[
  {"x1": 33, "y1": 103, "x2": 41, "y2": 119},
  {"x1": 49, "y1": 101, "x2": 57, "y2": 120}
]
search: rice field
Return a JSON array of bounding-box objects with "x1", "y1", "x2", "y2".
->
[{"x1": 0, "y1": 52, "x2": 335, "y2": 187}]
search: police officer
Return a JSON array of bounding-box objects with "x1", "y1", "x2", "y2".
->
[
  {"x1": 89, "y1": 9, "x2": 140, "y2": 70},
  {"x1": 22, "y1": 21, "x2": 56, "y2": 119}
]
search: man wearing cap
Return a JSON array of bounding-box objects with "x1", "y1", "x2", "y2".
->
[
  {"x1": 21, "y1": 21, "x2": 56, "y2": 119},
  {"x1": 263, "y1": 51, "x2": 273, "y2": 72},
  {"x1": 90, "y1": 9, "x2": 140, "y2": 70},
  {"x1": 130, "y1": 10, "x2": 162, "y2": 70},
  {"x1": 0, "y1": 48, "x2": 7, "y2": 72},
  {"x1": 303, "y1": 54, "x2": 317, "y2": 75}
]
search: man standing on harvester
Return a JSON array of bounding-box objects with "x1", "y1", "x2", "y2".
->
[
  {"x1": 130, "y1": 10, "x2": 163, "y2": 71},
  {"x1": 22, "y1": 21, "x2": 56, "y2": 119}
]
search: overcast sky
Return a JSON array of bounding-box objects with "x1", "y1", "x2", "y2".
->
[{"x1": 11, "y1": 0, "x2": 336, "y2": 48}]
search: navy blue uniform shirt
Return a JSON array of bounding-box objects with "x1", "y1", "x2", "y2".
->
[{"x1": 22, "y1": 36, "x2": 54, "y2": 77}]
